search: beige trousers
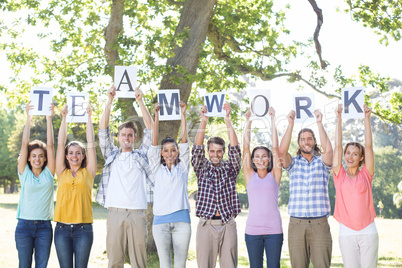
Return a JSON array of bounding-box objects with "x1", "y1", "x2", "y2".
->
[
  {"x1": 288, "y1": 217, "x2": 333, "y2": 268},
  {"x1": 106, "y1": 208, "x2": 147, "y2": 268},
  {"x1": 339, "y1": 233, "x2": 379, "y2": 268},
  {"x1": 196, "y1": 217, "x2": 238, "y2": 268}
]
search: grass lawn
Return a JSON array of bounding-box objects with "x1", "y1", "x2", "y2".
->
[{"x1": 1, "y1": 193, "x2": 401, "y2": 267}]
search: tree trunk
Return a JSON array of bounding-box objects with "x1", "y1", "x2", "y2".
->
[{"x1": 158, "y1": 0, "x2": 218, "y2": 141}]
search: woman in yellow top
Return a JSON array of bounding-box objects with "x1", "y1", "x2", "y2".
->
[{"x1": 54, "y1": 104, "x2": 96, "y2": 268}]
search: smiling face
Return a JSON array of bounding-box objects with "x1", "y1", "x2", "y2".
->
[
  {"x1": 118, "y1": 127, "x2": 136, "y2": 152},
  {"x1": 28, "y1": 148, "x2": 47, "y2": 170},
  {"x1": 66, "y1": 145, "x2": 85, "y2": 168},
  {"x1": 298, "y1": 131, "x2": 316, "y2": 155},
  {"x1": 252, "y1": 148, "x2": 270, "y2": 171},
  {"x1": 344, "y1": 144, "x2": 364, "y2": 168},
  {"x1": 208, "y1": 143, "x2": 225, "y2": 167},
  {"x1": 161, "y1": 142, "x2": 179, "y2": 166}
]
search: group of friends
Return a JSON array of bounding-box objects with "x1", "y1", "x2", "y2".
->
[{"x1": 16, "y1": 85, "x2": 377, "y2": 268}]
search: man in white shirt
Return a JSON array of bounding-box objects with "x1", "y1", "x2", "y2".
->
[{"x1": 96, "y1": 86, "x2": 154, "y2": 268}]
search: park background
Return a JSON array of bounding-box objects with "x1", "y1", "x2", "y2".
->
[{"x1": 0, "y1": 0, "x2": 401, "y2": 267}]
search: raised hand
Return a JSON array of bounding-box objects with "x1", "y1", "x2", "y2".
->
[
  {"x1": 154, "y1": 102, "x2": 160, "y2": 113},
  {"x1": 26, "y1": 101, "x2": 34, "y2": 118},
  {"x1": 245, "y1": 107, "x2": 252, "y2": 121},
  {"x1": 107, "y1": 85, "x2": 116, "y2": 101},
  {"x1": 200, "y1": 105, "x2": 208, "y2": 120},
  {"x1": 363, "y1": 104, "x2": 371, "y2": 118},
  {"x1": 61, "y1": 105, "x2": 68, "y2": 118},
  {"x1": 269, "y1": 106, "x2": 276, "y2": 118},
  {"x1": 287, "y1": 110, "x2": 295, "y2": 124},
  {"x1": 87, "y1": 103, "x2": 92, "y2": 118},
  {"x1": 314, "y1": 109, "x2": 323, "y2": 123},
  {"x1": 179, "y1": 101, "x2": 186, "y2": 116},
  {"x1": 135, "y1": 87, "x2": 143, "y2": 102},
  {"x1": 335, "y1": 104, "x2": 343, "y2": 119},
  {"x1": 223, "y1": 101, "x2": 231, "y2": 118}
]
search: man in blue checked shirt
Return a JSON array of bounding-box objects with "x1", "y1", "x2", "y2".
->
[
  {"x1": 279, "y1": 109, "x2": 333, "y2": 268},
  {"x1": 96, "y1": 85, "x2": 154, "y2": 268},
  {"x1": 191, "y1": 102, "x2": 242, "y2": 268}
]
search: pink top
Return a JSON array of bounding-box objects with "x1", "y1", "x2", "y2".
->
[
  {"x1": 245, "y1": 172, "x2": 282, "y2": 235},
  {"x1": 333, "y1": 165, "x2": 376, "y2": 231}
]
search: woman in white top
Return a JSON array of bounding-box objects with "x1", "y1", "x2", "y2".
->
[{"x1": 148, "y1": 101, "x2": 191, "y2": 268}]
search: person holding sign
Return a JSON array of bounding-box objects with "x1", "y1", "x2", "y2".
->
[
  {"x1": 243, "y1": 107, "x2": 283, "y2": 268},
  {"x1": 95, "y1": 85, "x2": 154, "y2": 268},
  {"x1": 332, "y1": 104, "x2": 378, "y2": 267},
  {"x1": 279, "y1": 109, "x2": 333, "y2": 268},
  {"x1": 54, "y1": 104, "x2": 96, "y2": 268},
  {"x1": 191, "y1": 102, "x2": 241, "y2": 268},
  {"x1": 148, "y1": 101, "x2": 191, "y2": 268},
  {"x1": 15, "y1": 101, "x2": 55, "y2": 268}
]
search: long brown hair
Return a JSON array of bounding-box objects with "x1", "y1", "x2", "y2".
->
[{"x1": 64, "y1": 141, "x2": 87, "y2": 169}]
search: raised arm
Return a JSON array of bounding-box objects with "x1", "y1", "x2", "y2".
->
[
  {"x1": 56, "y1": 105, "x2": 68, "y2": 177},
  {"x1": 242, "y1": 108, "x2": 254, "y2": 184},
  {"x1": 279, "y1": 110, "x2": 295, "y2": 168},
  {"x1": 86, "y1": 104, "x2": 97, "y2": 178},
  {"x1": 152, "y1": 103, "x2": 160, "y2": 146},
  {"x1": 332, "y1": 104, "x2": 343, "y2": 176},
  {"x1": 194, "y1": 105, "x2": 208, "y2": 146},
  {"x1": 46, "y1": 103, "x2": 56, "y2": 176},
  {"x1": 100, "y1": 85, "x2": 116, "y2": 130},
  {"x1": 224, "y1": 101, "x2": 238, "y2": 146},
  {"x1": 135, "y1": 88, "x2": 154, "y2": 129},
  {"x1": 363, "y1": 104, "x2": 374, "y2": 176},
  {"x1": 270, "y1": 107, "x2": 282, "y2": 185},
  {"x1": 315, "y1": 109, "x2": 333, "y2": 166},
  {"x1": 180, "y1": 101, "x2": 188, "y2": 144},
  {"x1": 18, "y1": 101, "x2": 34, "y2": 175}
]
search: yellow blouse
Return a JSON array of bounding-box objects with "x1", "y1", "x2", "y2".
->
[{"x1": 54, "y1": 168, "x2": 94, "y2": 223}]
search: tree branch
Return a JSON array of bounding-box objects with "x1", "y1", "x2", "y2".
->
[
  {"x1": 166, "y1": 0, "x2": 185, "y2": 7},
  {"x1": 307, "y1": 0, "x2": 327, "y2": 69}
]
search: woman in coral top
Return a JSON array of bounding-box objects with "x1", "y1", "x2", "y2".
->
[
  {"x1": 243, "y1": 107, "x2": 283, "y2": 268},
  {"x1": 54, "y1": 104, "x2": 97, "y2": 268},
  {"x1": 332, "y1": 104, "x2": 378, "y2": 268}
]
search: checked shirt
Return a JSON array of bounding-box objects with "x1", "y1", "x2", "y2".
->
[
  {"x1": 191, "y1": 144, "x2": 241, "y2": 223},
  {"x1": 285, "y1": 154, "x2": 332, "y2": 218},
  {"x1": 95, "y1": 127, "x2": 154, "y2": 207}
]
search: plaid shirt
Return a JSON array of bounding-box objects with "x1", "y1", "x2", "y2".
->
[
  {"x1": 95, "y1": 127, "x2": 154, "y2": 207},
  {"x1": 191, "y1": 144, "x2": 241, "y2": 223},
  {"x1": 285, "y1": 154, "x2": 331, "y2": 217}
]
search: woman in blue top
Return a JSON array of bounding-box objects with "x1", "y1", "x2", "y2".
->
[
  {"x1": 148, "y1": 101, "x2": 191, "y2": 268},
  {"x1": 15, "y1": 101, "x2": 55, "y2": 268}
]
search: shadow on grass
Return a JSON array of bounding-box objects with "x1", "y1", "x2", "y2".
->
[{"x1": 0, "y1": 203, "x2": 18, "y2": 211}]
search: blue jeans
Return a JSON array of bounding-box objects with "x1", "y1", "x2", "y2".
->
[
  {"x1": 153, "y1": 222, "x2": 191, "y2": 268},
  {"x1": 15, "y1": 219, "x2": 53, "y2": 268},
  {"x1": 54, "y1": 222, "x2": 93, "y2": 268},
  {"x1": 245, "y1": 233, "x2": 283, "y2": 268}
]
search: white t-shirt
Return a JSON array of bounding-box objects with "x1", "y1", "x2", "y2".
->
[
  {"x1": 105, "y1": 152, "x2": 147, "y2": 209},
  {"x1": 148, "y1": 143, "x2": 191, "y2": 216}
]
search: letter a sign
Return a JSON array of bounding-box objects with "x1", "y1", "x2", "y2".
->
[
  {"x1": 157, "y1": 89, "x2": 181, "y2": 121},
  {"x1": 342, "y1": 87, "x2": 364, "y2": 119},
  {"x1": 29, "y1": 87, "x2": 53, "y2": 116},
  {"x1": 114, "y1": 66, "x2": 137, "y2": 98},
  {"x1": 205, "y1": 92, "x2": 226, "y2": 117}
]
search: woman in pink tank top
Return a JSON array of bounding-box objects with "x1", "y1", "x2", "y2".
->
[
  {"x1": 333, "y1": 104, "x2": 378, "y2": 268},
  {"x1": 243, "y1": 107, "x2": 283, "y2": 268}
]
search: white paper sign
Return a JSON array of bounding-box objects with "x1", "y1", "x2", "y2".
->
[
  {"x1": 67, "y1": 92, "x2": 89, "y2": 123},
  {"x1": 114, "y1": 66, "x2": 137, "y2": 98},
  {"x1": 248, "y1": 89, "x2": 271, "y2": 118},
  {"x1": 342, "y1": 87, "x2": 365, "y2": 119},
  {"x1": 205, "y1": 92, "x2": 226, "y2": 117},
  {"x1": 29, "y1": 87, "x2": 53, "y2": 116},
  {"x1": 157, "y1": 89, "x2": 181, "y2": 121},
  {"x1": 293, "y1": 93, "x2": 316, "y2": 124}
]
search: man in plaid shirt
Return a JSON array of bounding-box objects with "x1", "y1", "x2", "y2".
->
[
  {"x1": 96, "y1": 86, "x2": 154, "y2": 268},
  {"x1": 279, "y1": 109, "x2": 333, "y2": 268},
  {"x1": 191, "y1": 102, "x2": 241, "y2": 268}
]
